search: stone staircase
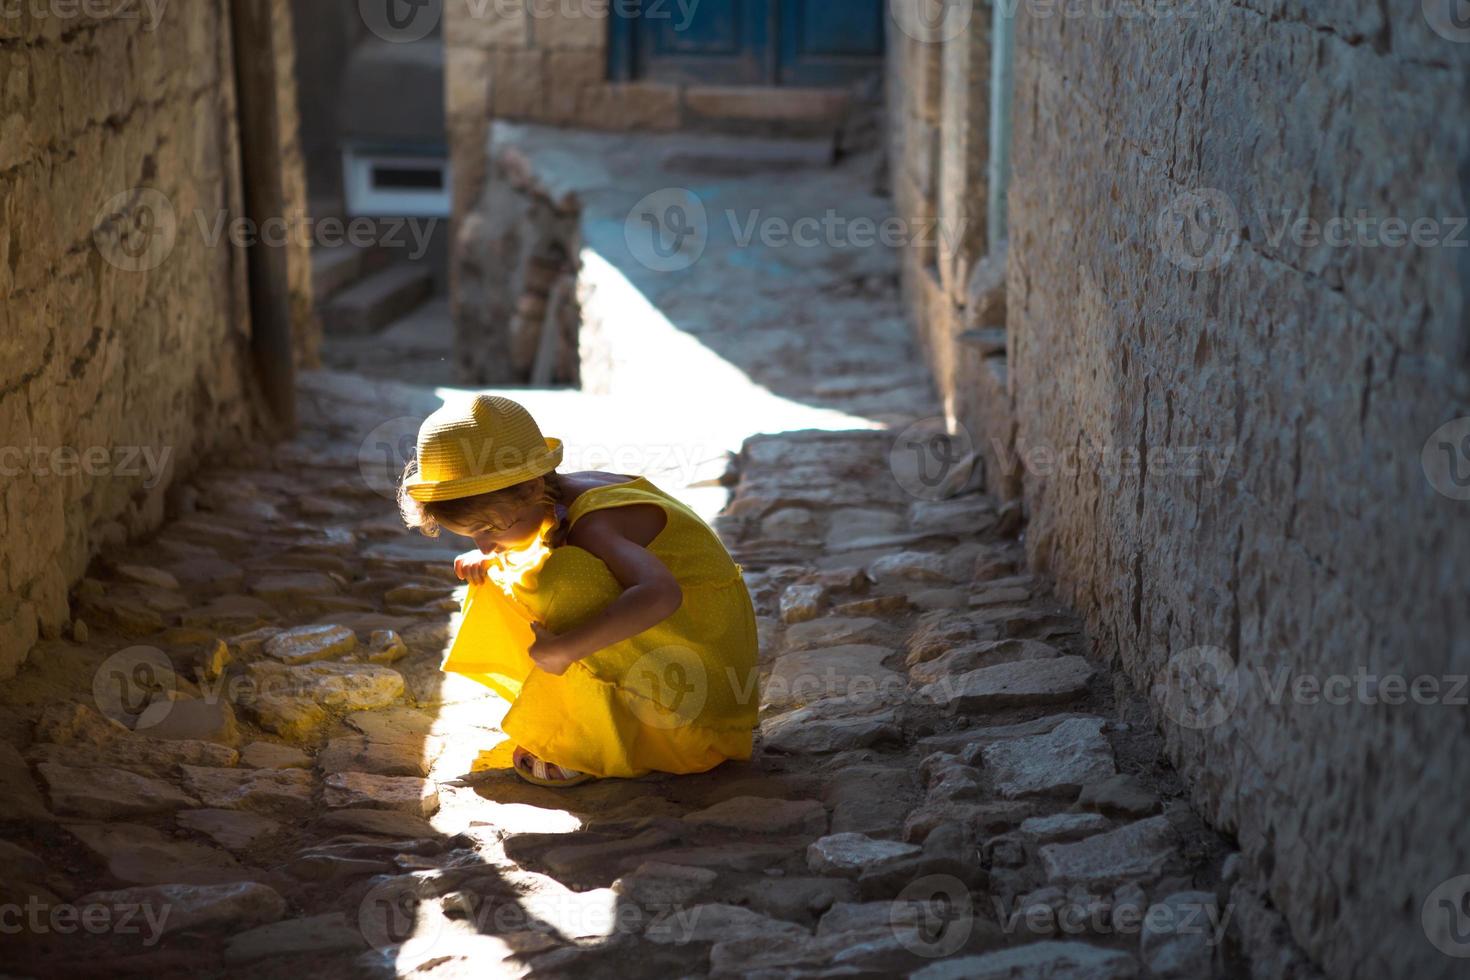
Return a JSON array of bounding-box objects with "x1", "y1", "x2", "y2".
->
[
  {"x1": 307, "y1": 204, "x2": 451, "y2": 385},
  {"x1": 307, "y1": 194, "x2": 440, "y2": 341},
  {"x1": 313, "y1": 243, "x2": 435, "y2": 337}
]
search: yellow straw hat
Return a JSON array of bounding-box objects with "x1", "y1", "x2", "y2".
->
[{"x1": 405, "y1": 395, "x2": 563, "y2": 502}]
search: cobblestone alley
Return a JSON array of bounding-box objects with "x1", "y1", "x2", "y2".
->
[
  {"x1": 2, "y1": 3, "x2": 1464, "y2": 979},
  {"x1": 1, "y1": 139, "x2": 1313, "y2": 980}
]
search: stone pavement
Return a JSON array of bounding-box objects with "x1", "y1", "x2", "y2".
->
[{"x1": 0, "y1": 143, "x2": 1297, "y2": 978}]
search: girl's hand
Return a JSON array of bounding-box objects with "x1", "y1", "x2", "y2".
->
[
  {"x1": 454, "y1": 550, "x2": 493, "y2": 585},
  {"x1": 529, "y1": 623, "x2": 582, "y2": 676}
]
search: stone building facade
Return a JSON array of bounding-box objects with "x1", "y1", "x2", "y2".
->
[
  {"x1": 886, "y1": 2, "x2": 1017, "y2": 500},
  {"x1": 443, "y1": 1, "x2": 863, "y2": 385},
  {"x1": 444, "y1": 0, "x2": 854, "y2": 213},
  {"x1": 0, "y1": 1, "x2": 315, "y2": 678},
  {"x1": 888, "y1": 2, "x2": 1470, "y2": 978}
]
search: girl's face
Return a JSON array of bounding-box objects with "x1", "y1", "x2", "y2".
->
[{"x1": 442, "y1": 499, "x2": 548, "y2": 555}]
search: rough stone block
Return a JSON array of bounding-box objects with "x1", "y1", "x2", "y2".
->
[
  {"x1": 39, "y1": 762, "x2": 197, "y2": 817},
  {"x1": 684, "y1": 796, "x2": 828, "y2": 836},
  {"x1": 76, "y1": 882, "x2": 286, "y2": 935},
  {"x1": 491, "y1": 48, "x2": 546, "y2": 118},
  {"x1": 576, "y1": 82, "x2": 681, "y2": 131},
  {"x1": 685, "y1": 86, "x2": 849, "y2": 127},
  {"x1": 806, "y1": 833, "x2": 921, "y2": 876},
  {"x1": 1038, "y1": 816, "x2": 1177, "y2": 888},
  {"x1": 447, "y1": 0, "x2": 528, "y2": 49},
  {"x1": 910, "y1": 940, "x2": 1139, "y2": 980},
  {"x1": 922, "y1": 656, "x2": 1096, "y2": 711},
  {"x1": 980, "y1": 717, "x2": 1116, "y2": 799}
]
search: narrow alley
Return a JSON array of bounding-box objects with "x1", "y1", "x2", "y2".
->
[
  {"x1": 1, "y1": 3, "x2": 1464, "y2": 980},
  {"x1": 6, "y1": 131, "x2": 1289, "y2": 979}
]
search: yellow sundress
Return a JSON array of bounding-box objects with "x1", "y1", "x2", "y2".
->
[{"x1": 441, "y1": 477, "x2": 760, "y2": 778}]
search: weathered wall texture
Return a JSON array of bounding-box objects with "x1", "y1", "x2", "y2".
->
[
  {"x1": 454, "y1": 125, "x2": 582, "y2": 387},
  {"x1": 270, "y1": 0, "x2": 319, "y2": 370},
  {"x1": 1000, "y1": 5, "x2": 1469, "y2": 979},
  {"x1": 0, "y1": 2, "x2": 316, "y2": 677},
  {"x1": 886, "y1": 3, "x2": 1017, "y2": 498}
]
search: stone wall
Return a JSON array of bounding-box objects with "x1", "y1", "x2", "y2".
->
[
  {"x1": 453, "y1": 125, "x2": 583, "y2": 387},
  {"x1": 886, "y1": 2, "x2": 1018, "y2": 499},
  {"x1": 887, "y1": 2, "x2": 1469, "y2": 977},
  {"x1": 443, "y1": 0, "x2": 855, "y2": 348},
  {"x1": 0, "y1": 1, "x2": 316, "y2": 677},
  {"x1": 271, "y1": 0, "x2": 319, "y2": 371},
  {"x1": 443, "y1": 0, "x2": 853, "y2": 145}
]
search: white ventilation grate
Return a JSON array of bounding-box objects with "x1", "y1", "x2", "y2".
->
[{"x1": 344, "y1": 147, "x2": 451, "y2": 218}]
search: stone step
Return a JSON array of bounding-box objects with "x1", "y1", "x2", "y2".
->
[
  {"x1": 310, "y1": 242, "x2": 379, "y2": 302},
  {"x1": 311, "y1": 245, "x2": 362, "y2": 301},
  {"x1": 318, "y1": 297, "x2": 453, "y2": 385},
  {"x1": 321, "y1": 262, "x2": 433, "y2": 336},
  {"x1": 658, "y1": 137, "x2": 836, "y2": 175}
]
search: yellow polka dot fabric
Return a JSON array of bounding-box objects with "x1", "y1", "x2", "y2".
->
[{"x1": 441, "y1": 477, "x2": 759, "y2": 778}]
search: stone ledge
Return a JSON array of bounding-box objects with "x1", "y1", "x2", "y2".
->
[{"x1": 684, "y1": 86, "x2": 851, "y2": 129}]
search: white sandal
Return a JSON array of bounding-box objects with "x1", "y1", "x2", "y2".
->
[{"x1": 512, "y1": 747, "x2": 592, "y2": 788}]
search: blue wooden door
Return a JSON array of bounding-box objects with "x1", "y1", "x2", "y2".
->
[
  {"x1": 777, "y1": 0, "x2": 886, "y2": 86},
  {"x1": 610, "y1": 0, "x2": 883, "y2": 87}
]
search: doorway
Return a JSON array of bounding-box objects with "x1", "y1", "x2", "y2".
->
[{"x1": 608, "y1": 0, "x2": 886, "y2": 87}]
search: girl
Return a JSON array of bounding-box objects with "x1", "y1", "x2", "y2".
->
[{"x1": 398, "y1": 395, "x2": 759, "y2": 787}]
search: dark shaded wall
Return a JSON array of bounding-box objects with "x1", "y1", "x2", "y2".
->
[
  {"x1": 0, "y1": 1, "x2": 315, "y2": 678},
  {"x1": 289, "y1": 0, "x2": 358, "y2": 205}
]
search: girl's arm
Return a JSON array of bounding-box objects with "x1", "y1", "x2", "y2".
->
[{"x1": 529, "y1": 504, "x2": 683, "y2": 675}]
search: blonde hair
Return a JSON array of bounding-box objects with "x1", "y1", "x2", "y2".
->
[{"x1": 398, "y1": 465, "x2": 567, "y2": 540}]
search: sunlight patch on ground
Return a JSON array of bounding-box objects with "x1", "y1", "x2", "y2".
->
[
  {"x1": 515, "y1": 879, "x2": 624, "y2": 941},
  {"x1": 381, "y1": 929, "x2": 526, "y2": 977},
  {"x1": 464, "y1": 802, "x2": 584, "y2": 837},
  {"x1": 575, "y1": 247, "x2": 883, "y2": 438},
  {"x1": 420, "y1": 248, "x2": 883, "y2": 522}
]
